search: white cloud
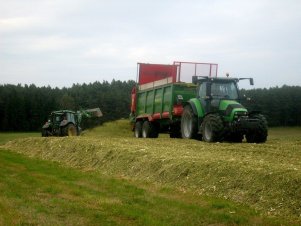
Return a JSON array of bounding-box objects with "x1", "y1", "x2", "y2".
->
[
  {"x1": 0, "y1": 17, "x2": 37, "y2": 31},
  {"x1": 0, "y1": 0, "x2": 301, "y2": 88},
  {"x1": 28, "y1": 36, "x2": 80, "y2": 52}
]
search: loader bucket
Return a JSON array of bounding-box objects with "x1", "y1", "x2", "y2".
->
[{"x1": 85, "y1": 108, "x2": 103, "y2": 117}]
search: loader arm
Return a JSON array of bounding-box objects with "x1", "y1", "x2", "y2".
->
[{"x1": 77, "y1": 107, "x2": 103, "y2": 124}]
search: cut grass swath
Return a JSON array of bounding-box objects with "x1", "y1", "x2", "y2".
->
[{"x1": 0, "y1": 149, "x2": 285, "y2": 226}]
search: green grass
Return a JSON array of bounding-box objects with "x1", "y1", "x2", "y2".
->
[
  {"x1": 0, "y1": 132, "x2": 40, "y2": 145},
  {"x1": 1, "y1": 122, "x2": 301, "y2": 225},
  {"x1": 82, "y1": 119, "x2": 134, "y2": 138},
  {"x1": 0, "y1": 149, "x2": 283, "y2": 226}
]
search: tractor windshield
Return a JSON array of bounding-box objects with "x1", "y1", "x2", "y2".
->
[{"x1": 211, "y1": 82, "x2": 238, "y2": 99}]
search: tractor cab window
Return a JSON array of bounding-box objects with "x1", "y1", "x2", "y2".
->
[
  {"x1": 62, "y1": 114, "x2": 67, "y2": 121},
  {"x1": 211, "y1": 82, "x2": 238, "y2": 99},
  {"x1": 68, "y1": 113, "x2": 75, "y2": 123},
  {"x1": 198, "y1": 82, "x2": 207, "y2": 99}
]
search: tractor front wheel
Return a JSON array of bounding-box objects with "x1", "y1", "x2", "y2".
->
[
  {"x1": 246, "y1": 114, "x2": 268, "y2": 143},
  {"x1": 201, "y1": 114, "x2": 224, "y2": 142}
]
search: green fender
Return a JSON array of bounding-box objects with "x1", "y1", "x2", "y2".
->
[{"x1": 187, "y1": 98, "x2": 205, "y2": 118}]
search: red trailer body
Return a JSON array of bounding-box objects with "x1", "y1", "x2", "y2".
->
[
  {"x1": 138, "y1": 63, "x2": 177, "y2": 85},
  {"x1": 137, "y1": 61, "x2": 218, "y2": 85}
]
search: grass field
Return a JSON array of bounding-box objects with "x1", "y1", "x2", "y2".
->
[
  {"x1": 0, "y1": 149, "x2": 281, "y2": 226},
  {"x1": 1, "y1": 121, "x2": 301, "y2": 225},
  {"x1": 0, "y1": 132, "x2": 40, "y2": 145}
]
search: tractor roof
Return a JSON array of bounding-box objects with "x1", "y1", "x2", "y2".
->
[
  {"x1": 51, "y1": 110, "x2": 76, "y2": 115},
  {"x1": 192, "y1": 76, "x2": 238, "y2": 84}
]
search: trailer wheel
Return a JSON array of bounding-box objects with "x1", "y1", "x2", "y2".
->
[
  {"x1": 134, "y1": 121, "x2": 143, "y2": 138},
  {"x1": 181, "y1": 105, "x2": 198, "y2": 139},
  {"x1": 142, "y1": 121, "x2": 158, "y2": 138},
  {"x1": 246, "y1": 114, "x2": 268, "y2": 143},
  {"x1": 201, "y1": 114, "x2": 224, "y2": 142}
]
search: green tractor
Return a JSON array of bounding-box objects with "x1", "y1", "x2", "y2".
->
[
  {"x1": 42, "y1": 108, "x2": 102, "y2": 137},
  {"x1": 181, "y1": 76, "x2": 268, "y2": 143}
]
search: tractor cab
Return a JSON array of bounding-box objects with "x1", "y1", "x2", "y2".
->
[
  {"x1": 192, "y1": 76, "x2": 253, "y2": 115},
  {"x1": 196, "y1": 77, "x2": 239, "y2": 113}
]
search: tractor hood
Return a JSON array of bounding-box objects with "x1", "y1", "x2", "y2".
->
[{"x1": 219, "y1": 100, "x2": 248, "y2": 121}]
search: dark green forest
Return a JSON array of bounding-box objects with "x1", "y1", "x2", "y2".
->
[
  {"x1": 241, "y1": 85, "x2": 301, "y2": 126},
  {"x1": 0, "y1": 81, "x2": 300, "y2": 131},
  {"x1": 0, "y1": 80, "x2": 135, "y2": 131}
]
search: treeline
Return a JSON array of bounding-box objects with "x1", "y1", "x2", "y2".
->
[
  {"x1": 0, "y1": 80, "x2": 135, "y2": 131},
  {"x1": 0, "y1": 82, "x2": 300, "y2": 131},
  {"x1": 241, "y1": 85, "x2": 301, "y2": 127}
]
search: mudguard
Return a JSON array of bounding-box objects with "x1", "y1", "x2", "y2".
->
[{"x1": 187, "y1": 98, "x2": 205, "y2": 118}]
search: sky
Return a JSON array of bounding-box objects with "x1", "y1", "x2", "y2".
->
[{"x1": 0, "y1": 0, "x2": 301, "y2": 89}]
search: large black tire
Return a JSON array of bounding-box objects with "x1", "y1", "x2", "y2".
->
[
  {"x1": 246, "y1": 114, "x2": 268, "y2": 143},
  {"x1": 181, "y1": 105, "x2": 198, "y2": 139},
  {"x1": 134, "y1": 121, "x2": 143, "y2": 138},
  {"x1": 62, "y1": 124, "x2": 78, "y2": 136},
  {"x1": 201, "y1": 114, "x2": 224, "y2": 142},
  {"x1": 142, "y1": 121, "x2": 158, "y2": 138},
  {"x1": 41, "y1": 129, "x2": 48, "y2": 137}
]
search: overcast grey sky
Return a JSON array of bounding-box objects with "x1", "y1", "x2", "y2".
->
[{"x1": 1, "y1": 0, "x2": 301, "y2": 88}]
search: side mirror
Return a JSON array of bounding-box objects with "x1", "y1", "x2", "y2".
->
[
  {"x1": 239, "y1": 77, "x2": 254, "y2": 85},
  {"x1": 250, "y1": 78, "x2": 254, "y2": 86}
]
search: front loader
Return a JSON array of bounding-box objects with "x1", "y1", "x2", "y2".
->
[{"x1": 42, "y1": 108, "x2": 102, "y2": 137}]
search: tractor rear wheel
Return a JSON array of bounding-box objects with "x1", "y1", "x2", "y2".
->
[
  {"x1": 62, "y1": 124, "x2": 77, "y2": 136},
  {"x1": 181, "y1": 105, "x2": 198, "y2": 139},
  {"x1": 201, "y1": 114, "x2": 224, "y2": 142},
  {"x1": 246, "y1": 114, "x2": 268, "y2": 143},
  {"x1": 142, "y1": 121, "x2": 158, "y2": 138},
  {"x1": 67, "y1": 124, "x2": 77, "y2": 136},
  {"x1": 134, "y1": 121, "x2": 143, "y2": 138}
]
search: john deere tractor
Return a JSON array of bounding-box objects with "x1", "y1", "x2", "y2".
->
[
  {"x1": 181, "y1": 76, "x2": 268, "y2": 143},
  {"x1": 42, "y1": 108, "x2": 102, "y2": 137}
]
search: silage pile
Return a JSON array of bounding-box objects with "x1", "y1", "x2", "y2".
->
[{"x1": 2, "y1": 131, "x2": 301, "y2": 219}]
